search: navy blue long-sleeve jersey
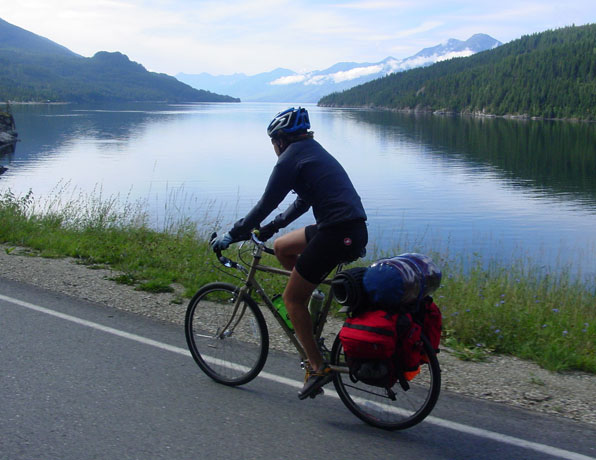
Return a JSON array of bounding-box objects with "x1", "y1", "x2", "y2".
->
[{"x1": 229, "y1": 137, "x2": 366, "y2": 240}]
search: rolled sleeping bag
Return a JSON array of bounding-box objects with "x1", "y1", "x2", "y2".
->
[{"x1": 362, "y1": 253, "x2": 441, "y2": 309}]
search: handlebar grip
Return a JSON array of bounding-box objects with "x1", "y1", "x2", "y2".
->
[
  {"x1": 210, "y1": 231, "x2": 223, "y2": 258},
  {"x1": 210, "y1": 231, "x2": 239, "y2": 268}
]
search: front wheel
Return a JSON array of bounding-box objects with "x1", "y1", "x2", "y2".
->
[
  {"x1": 331, "y1": 333, "x2": 441, "y2": 430},
  {"x1": 185, "y1": 282, "x2": 269, "y2": 386}
]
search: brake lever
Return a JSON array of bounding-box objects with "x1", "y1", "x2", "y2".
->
[
  {"x1": 251, "y1": 231, "x2": 275, "y2": 255},
  {"x1": 210, "y1": 231, "x2": 240, "y2": 269}
]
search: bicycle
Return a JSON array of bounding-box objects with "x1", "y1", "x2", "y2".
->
[{"x1": 184, "y1": 232, "x2": 441, "y2": 430}]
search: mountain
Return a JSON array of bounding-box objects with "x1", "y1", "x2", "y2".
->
[
  {"x1": 318, "y1": 24, "x2": 596, "y2": 121},
  {"x1": 176, "y1": 34, "x2": 501, "y2": 102},
  {"x1": 0, "y1": 17, "x2": 239, "y2": 103},
  {"x1": 0, "y1": 17, "x2": 77, "y2": 58}
]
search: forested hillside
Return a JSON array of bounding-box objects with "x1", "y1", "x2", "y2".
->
[
  {"x1": 0, "y1": 18, "x2": 239, "y2": 103},
  {"x1": 319, "y1": 24, "x2": 596, "y2": 120}
]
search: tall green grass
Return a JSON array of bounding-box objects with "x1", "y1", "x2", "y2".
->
[
  {"x1": 0, "y1": 189, "x2": 594, "y2": 373},
  {"x1": 438, "y1": 260, "x2": 595, "y2": 372},
  {"x1": 0, "y1": 188, "x2": 243, "y2": 299}
]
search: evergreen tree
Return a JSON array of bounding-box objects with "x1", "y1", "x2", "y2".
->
[{"x1": 319, "y1": 24, "x2": 596, "y2": 120}]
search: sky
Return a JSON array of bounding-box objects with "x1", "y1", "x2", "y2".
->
[{"x1": 1, "y1": 1, "x2": 595, "y2": 76}]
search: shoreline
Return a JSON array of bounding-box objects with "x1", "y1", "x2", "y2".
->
[
  {"x1": 4, "y1": 100, "x2": 594, "y2": 123},
  {"x1": 316, "y1": 103, "x2": 596, "y2": 124},
  {"x1": 1, "y1": 101, "x2": 71, "y2": 105},
  {"x1": 0, "y1": 245, "x2": 594, "y2": 427}
]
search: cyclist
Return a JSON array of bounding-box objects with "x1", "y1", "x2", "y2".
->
[{"x1": 211, "y1": 107, "x2": 367, "y2": 399}]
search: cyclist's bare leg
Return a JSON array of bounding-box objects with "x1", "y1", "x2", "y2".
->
[
  {"x1": 274, "y1": 228, "x2": 324, "y2": 371},
  {"x1": 273, "y1": 228, "x2": 307, "y2": 271},
  {"x1": 283, "y1": 269, "x2": 324, "y2": 371}
]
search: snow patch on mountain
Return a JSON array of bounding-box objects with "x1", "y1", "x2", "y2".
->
[{"x1": 177, "y1": 34, "x2": 502, "y2": 102}]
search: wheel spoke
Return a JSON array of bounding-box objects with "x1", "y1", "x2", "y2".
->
[
  {"x1": 185, "y1": 283, "x2": 269, "y2": 386},
  {"x1": 331, "y1": 334, "x2": 441, "y2": 430}
]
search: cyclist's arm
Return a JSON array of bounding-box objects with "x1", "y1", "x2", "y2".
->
[
  {"x1": 228, "y1": 159, "x2": 297, "y2": 240},
  {"x1": 268, "y1": 196, "x2": 310, "y2": 229}
]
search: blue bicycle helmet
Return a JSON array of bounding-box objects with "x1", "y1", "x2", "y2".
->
[{"x1": 267, "y1": 107, "x2": 310, "y2": 138}]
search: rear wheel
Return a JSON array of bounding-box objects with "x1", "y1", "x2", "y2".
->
[
  {"x1": 185, "y1": 282, "x2": 269, "y2": 386},
  {"x1": 331, "y1": 333, "x2": 441, "y2": 430}
]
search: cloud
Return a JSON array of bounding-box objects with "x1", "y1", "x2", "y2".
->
[
  {"x1": 270, "y1": 75, "x2": 307, "y2": 85},
  {"x1": 435, "y1": 49, "x2": 475, "y2": 62},
  {"x1": 2, "y1": 0, "x2": 596, "y2": 75},
  {"x1": 328, "y1": 65, "x2": 384, "y2": 83},
  {"x1": 366, "y1": 21, "x2": 444, "y2": 41},
  {"x1": 270, "y1": 64, "x2": 385, "y2": 86},
  {"x1": 334, "y1": 1, "x2": 410, "y2": 10}
]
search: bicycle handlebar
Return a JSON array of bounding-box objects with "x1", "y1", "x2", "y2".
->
[
  {"x1": 210, "y1": 232, "x2": 238, "y2": 269},
  {"x1": 210, "y1": 231, "x2": 274, "y2": 270},
  {"x1": 251, "y1": 231, "x2": 275, "y2": 255}
]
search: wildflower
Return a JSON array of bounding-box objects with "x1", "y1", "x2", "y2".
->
[
  {"x1": 495, "y1": 329, "x2": 501, "y2": 334},
  {"x1": 552, "y1": 308, "x2": 559, "y2": 313},
  {"x1": 542, "y1": 324, "x2": 548, "y2": 328},
  {"x1": 465, "y1": 309, "x2": 471, "y2": 313},
  {"x1": 562, "y1": 330, "x2": 568, "y2": 336}
]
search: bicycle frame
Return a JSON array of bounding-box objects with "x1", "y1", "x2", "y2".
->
[
  {"x1": 216, "y1": 234, "x2": 343, "y2": 363},
  {"x1": 192, "y1": 234, "x2": 442, "y2": 430}
]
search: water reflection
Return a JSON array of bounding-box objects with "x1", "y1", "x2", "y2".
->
[
  {"x1": 337, "y1": 109, "x2": 596, "y2": 208},
  {"x1": 8, "y1": 103, "x2": 188, "y2": 164},
  {"x1": 2, "y1": 102, "x2": 595, "y2": 277}
]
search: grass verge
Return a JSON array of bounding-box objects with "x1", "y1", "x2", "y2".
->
[{"x1": 1, "y1": 189, "x2": 594, "y2": 373}]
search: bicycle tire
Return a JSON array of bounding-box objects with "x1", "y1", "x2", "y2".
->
[
  {"x1": 185, "y1": 282, "x2": 269, "y2": 386},
  {"x1": 331, "y1": 332, "x2": 441, "y2": 430}
]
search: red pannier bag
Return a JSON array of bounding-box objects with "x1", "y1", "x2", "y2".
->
[
  {"x1": 422, "y1": 298, "x2": 442, "y2": 353},
  {"x1": 339, "y1": 310, "x2": 399, "y2": 388},
  {"x1": 396, "y1": 313, "x2": 423, "y2": 381},
  {"x1": 339, "y1": 310, "x2": 398, "y2": 360},
  {"x1": 412, "y1": 296, "x2": 442, "y2": 365},
  {"x1": 396, "y1": 299, "x2": 442, "y2": 379}
]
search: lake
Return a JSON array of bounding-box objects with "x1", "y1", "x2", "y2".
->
[{"x1": 1, "y1": 102, "x2": 596, "y2": 278}]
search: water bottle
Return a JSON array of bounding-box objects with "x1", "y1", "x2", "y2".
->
[
  {"x1": 308, "y1": 289, "x2": 325, "y2": 325},
  {"x1": 272, "y1": 294, "x2": 294, "y2": 331}
]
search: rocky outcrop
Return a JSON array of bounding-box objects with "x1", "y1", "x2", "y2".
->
[{"x1": 0, "y1": 111, "x2": 18, "y2": 156}]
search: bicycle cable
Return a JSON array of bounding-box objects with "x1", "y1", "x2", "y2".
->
[{"x1": 210, "y1": 261, "x2": 245, "y2": 283}]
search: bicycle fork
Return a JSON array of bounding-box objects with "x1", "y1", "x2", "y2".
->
[{"x1": 216, "y1": 286, "x2": 251, "y2": 339}]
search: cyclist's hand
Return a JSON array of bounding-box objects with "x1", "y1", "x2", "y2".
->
[
  {"x1": 210, "y1": 232, "x2": 234, "y2": 252},
  {"x1": 257, "y1": 222, "x2": 278, "y2": 241}
]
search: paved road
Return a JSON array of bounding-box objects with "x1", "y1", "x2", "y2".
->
[{"x1": 1, "y1": 276, "x2": 595, "y2": 460}]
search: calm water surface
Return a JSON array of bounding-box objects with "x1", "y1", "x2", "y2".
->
[{"x1": 2, "y1": 102, "x2": 596, "y2": 277}]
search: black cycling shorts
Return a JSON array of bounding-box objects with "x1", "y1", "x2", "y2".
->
[{"x1": 295, "y1": 220, "x2": 368, "y2": 284}]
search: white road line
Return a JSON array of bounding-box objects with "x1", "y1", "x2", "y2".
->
[{"x1": 2, "y1": 293, "x2": 594, "y2": 460}]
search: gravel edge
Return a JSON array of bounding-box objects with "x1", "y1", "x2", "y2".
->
[{"x1": 1, "y1": 246, "x2": 594, "y2": 426}]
